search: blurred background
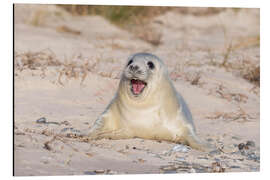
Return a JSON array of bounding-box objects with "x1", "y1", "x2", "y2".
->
[{"x1": 14, "y1": 4, "x2": 260, "y2": 86}]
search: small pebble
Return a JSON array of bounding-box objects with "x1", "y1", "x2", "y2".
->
[
  {"x1": 61, "y1": 121, "x2": 71, "y2": 125},
  {"x1": 240, "y1": 150, "x2": 248, "y2": 156},
  {"x1": 61, "y1": 127, "x2": 73, "y2": 132},
  {"x1": 160, "y1": 165, "x2": 177, "y2": 172},
  {"x1": 36, "y1": 117, "x2": 47, "y2": 124},
  {"x1": 171, "y1": 144, "x2": 190, "y2": 153},
  {"x1": 71, "y1": 129, "x2": 81, "y2": 133},
  {"x1": 44, "y1": 142, "x2": 52, "y2": 151},
  {"x1": 247, "y1": 153, "x2": 260, "y2": 162},
  {"x1": 238, "y1": 143, "x2": 246, "y2": 150},
  {"x1": 230, "y1": 165, "x2": 241, "y2": 169},
  {"x1": 232, "y1": 136, "x2": 241, "y2": 140},
  {"x1": 197, "y1": 156, "x2": 208, "y2": 160},
  {"x1": 61, "y1": 127, "x2": 81, "y2": 135},
  {"x1": 47, "y1": 121, "x2": 60, "y2": 125},
  {"x1": 84, "y1": 171, "x2": 96, "y2": 175},
  {"x1": 94, "y1": 169, "x2": 105, "y2": 174},
  {"x1": 233, "y1": 144, "x2": 238, "y2": 148},
  {"x1": 246, "y1": 140, "x2": 255, "y2": 147},
  {"x1": 163, "y1": 170, "x2": 177, "y2": 174}
]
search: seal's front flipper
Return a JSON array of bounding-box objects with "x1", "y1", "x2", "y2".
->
[
  {"x1": 87, "y1": 109, "x2": 129, "y2": 140},
  {"x1": 88, "y1": 124, "x2": 131, "y2": 140},
  {"x1": 87, "y1": 114, "x2": 106, "y2": 139}
]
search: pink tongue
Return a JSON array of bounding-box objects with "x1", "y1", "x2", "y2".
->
[{"x1": 132, "y1": 80, "x2": 145, "y2": 94}]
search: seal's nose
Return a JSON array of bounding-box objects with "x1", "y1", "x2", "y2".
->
[{"x1": 129, "y1": 64, "x2": 139, "y2": 71}]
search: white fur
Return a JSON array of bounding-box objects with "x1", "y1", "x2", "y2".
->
[{"x1": 88, "y1": 53, "x2": 213, "y2": 151}]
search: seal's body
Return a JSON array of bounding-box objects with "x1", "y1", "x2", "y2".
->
[{"x1": 89, "y1": 53, "x2": 211, "y2": 151}]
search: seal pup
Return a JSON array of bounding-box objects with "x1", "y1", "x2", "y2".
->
[{"x1": 88, "y1": 53, "x2": 213, "y2": 151}]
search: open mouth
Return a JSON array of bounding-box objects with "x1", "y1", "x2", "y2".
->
[{"x1": 130, "y1": 79, "x2": 147, "y2": 95}]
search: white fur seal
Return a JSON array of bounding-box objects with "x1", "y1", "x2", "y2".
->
[{"x1": 88, "y1": 53, "x2": 212, "y2": 151}]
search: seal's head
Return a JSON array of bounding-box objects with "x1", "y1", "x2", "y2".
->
[{"x1": 120, "y1": 52, "x2": 167, "y2": 100}]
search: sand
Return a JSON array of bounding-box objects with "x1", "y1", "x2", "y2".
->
[{"x1": 14, "y1": 5, "x2": 260, "y2": 175}]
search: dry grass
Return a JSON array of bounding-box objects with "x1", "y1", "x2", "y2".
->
[
  {"x1": 221, "y1": 42, "x2": 233, "y2": 68},
  {"x1": 27, "y1": 5, "x2": 68, "y2": 27},
  {"x1": 56, "y1": 6, "x2": 227, "y2": 46},
  {"x1": 171, "y1": 36, "x2": 260, "y2": 88},
  {"x1": 58, "y1": 5, "x2": 170, "y2": 26},
  {"x1": 229, "y1": 60, "x2": 259, "y2": 86},
  {"x1": 29, "y1": 9, "x2": 47, "y2": 26},
  {"x1": 189, "y1": 72, "x2": 202, "y2": 86},
  {"x1": 233, "y1": 36, "x2": 260, "y2": 50},
  {"x1": 15, "y1": 50, "x2": 122, "y2": 86},
  {"x1": 215, "y1": 21, "x2": 260, "y2": 86},
  {"x1": 176, "y1": 7, "x2": 226, "y2": 16},
  {"x1": 58, "y1": 5, "x2": 226, "y2": 22},
  {"x1": 56, "y1": 25, "x2": 81, "y2": 35},
  {"x1": 206, "y1": 50, "x2": 260, "y2": 86},
  {"x1": 57, "y1": 60, "x2": 90, "y2": 86},
  {"x1": 15, "y1": 49, "x2": 61, "y2": 70},
  {"x1": 170, "y1": 64, "x2": 204, "y2": 87},
  {"x1": 206, "y1": 106, "x2": 254, "y2": 123},
  {"x1": 209, "y1": 84, "x2": 249, "y2": 103},
  {"x1": 241, "y1": 65, "x2": 260, "y2": 86}
]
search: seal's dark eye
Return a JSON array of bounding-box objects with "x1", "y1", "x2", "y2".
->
[
  {"x1": 127, "y1": 59, "x2": 133, "y2": 66},
  {"x1": 147, "y1": 61, "x2": 155, "y2": 69}
]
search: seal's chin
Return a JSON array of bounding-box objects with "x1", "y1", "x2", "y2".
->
[{"x1": 130, "y1": 79, "x2": 147, "y2": 96}]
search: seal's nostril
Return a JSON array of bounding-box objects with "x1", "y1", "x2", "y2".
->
[
  {"x1": 129, "y1": 65, "x2": 139, "y2": 71},
  {"x1": 133, "y1": 65, "x2": 139, "y2": 71}
]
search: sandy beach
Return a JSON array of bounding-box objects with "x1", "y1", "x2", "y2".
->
[{"x1": 14, "y1": 5, "x2": 260, "y2": 175}]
